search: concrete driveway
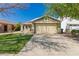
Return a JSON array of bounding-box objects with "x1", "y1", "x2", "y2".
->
[{"x1": 17, "y1": 34, "x2": 79, "y2": 56}]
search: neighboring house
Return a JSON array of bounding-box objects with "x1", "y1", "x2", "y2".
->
[
  {"x1": 59, "y1": 17, "x2": 70, "y2": 32},
  {"x1": 21, "y1": 15, "x2": 60, "y2": 34},
  {"x1": 60, "y1": 17, "x2": 79, "y2": 32},
  {"x1": 66, "y1": 20, "x2": 79, "y2": 32},
  {"x1": 0, "y1": 20, "x2": 15, "y2": 33}
]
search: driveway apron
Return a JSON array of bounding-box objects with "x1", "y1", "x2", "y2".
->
[{"x1": 17, "y1": 34, "x2": 79, "y2": 56}]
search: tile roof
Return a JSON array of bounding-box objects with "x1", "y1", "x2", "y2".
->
[
  {"x1": 0, "y1": 19, "x2": 14, "y2": 25},
  {"x1": 23, "y1": 15, "x2": 60, "y2": 24}
]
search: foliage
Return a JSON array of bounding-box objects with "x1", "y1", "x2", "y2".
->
[
  {"x1": 15, "y1": 23, "x2": 21, "y2": 31},
  {"x1": 0, "y1": 34, "x2": 32, "y2": 54},
  {"x1": 42, "y1": 15, "x2": 51, "y2": 20},
  {"x1": 71, "y1": 30, "x2": 79, "y2": 37},
  {"x1": 46, "y1": 3, "x2": 79, "y2": 19},
  {"x1": 0, "y1": 3, "x2": 27, "y2": 16}
]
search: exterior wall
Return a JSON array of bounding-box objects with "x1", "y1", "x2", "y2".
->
[
  {"x1": 0, "y1": 24, "x2": 4, "y2": 33},
  {"x1": 22, "y1": 25, "x2": 33, "y2": 34},
  {"x1": 7, "y1": 25, "x2": 13, "y2": 32},
  {"x1": 33, "y1": 18, "x2": 59, "y2": 23},
  {"x1": 66, "y1": 24, "x2": 79, "y2": 33},
  {"x1": 0, "y1": 24, "x2": 14, "y2": 33}
]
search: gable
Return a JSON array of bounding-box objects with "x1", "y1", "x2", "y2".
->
[{"x1": 32, "y1": 16, "x2": 60, "y2": 23}]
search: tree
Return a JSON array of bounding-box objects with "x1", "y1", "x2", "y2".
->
[
  {"x1": 0, "y1": 3, "x2": 26, "y2": 16},
  {"x1": 15, "y1": 23, "x2": 21, "y2": 31},
  {"x1": 46, "y1": 3, "x2": 79, "y2": 20}
]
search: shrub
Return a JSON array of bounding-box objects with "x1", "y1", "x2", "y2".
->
[{"x1": 71, "y1": 30, "x2": 79, "y2": 37}]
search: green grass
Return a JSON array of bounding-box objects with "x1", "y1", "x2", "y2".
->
[{"x1": 0, "y1": 34, "x2": 33, "y2": 54}]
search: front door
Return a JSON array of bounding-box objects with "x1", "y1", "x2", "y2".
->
[{"x1": 4, "y1": 25, "x2": 7, "y2": 32}]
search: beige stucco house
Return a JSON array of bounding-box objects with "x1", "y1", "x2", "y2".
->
[
  {"x1": 21, "y1": 15, "x2": 60, "y2": 34},
  {"x1": 0, "y1": 20, "x2": 15, "y2": 33}
]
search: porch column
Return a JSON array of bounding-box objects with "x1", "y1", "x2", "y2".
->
[
  {"x1": 34, "y1": 24, "x2": 36, "y2": 33},
  {"x1": 7, "y1": 24, "x2": 12, "y2": 32},
  {"x1": 0, "y1": 24, "x2": 4, "y2": 33},
  {"x1": 24, "y1": 25, "x2": 27, "y2": 31},
  {"x1": 21, "y1": 24, "x2": 24, "y2": 32},
  {"x1": 32, "y1": 24, "x2": 34, "y2": 33},
  {"x1": 66, "y1": 24, "x2": 71, "y2": 33}
]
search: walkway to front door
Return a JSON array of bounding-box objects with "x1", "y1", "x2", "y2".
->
[{"x1": 17, "y1": 34, "x2": 79, "y2": 56}]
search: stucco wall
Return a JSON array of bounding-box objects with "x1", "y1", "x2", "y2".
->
[
  {"x1": 7, "y1": 25, "x2": 13, "y2": 32},
  {"x1": 0, "y1": 24, "x2": 14, "y2": 33},
  {"x1": 0, "y1": 24, "x2": 4, "y2": 33}
]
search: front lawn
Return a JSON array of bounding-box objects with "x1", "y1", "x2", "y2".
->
[{"x1": 0, "y1": 34, "x2": 33, "y2": 54}]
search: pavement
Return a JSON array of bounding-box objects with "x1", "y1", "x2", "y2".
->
[
  {"x1": 16, "y1": 34, "x2": 79, "y2": 56},
  {"x1": 0, "y1": 31, "x2": 22, "y2": 35}
]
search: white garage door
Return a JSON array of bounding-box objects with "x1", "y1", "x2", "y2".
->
[{"x1": 36, "y1": 24, "x2": 57, "y2": 34}]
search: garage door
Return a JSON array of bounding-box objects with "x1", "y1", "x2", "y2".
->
[{"x1": 35, "y1": 23, "x2": 57, "y2": 34}]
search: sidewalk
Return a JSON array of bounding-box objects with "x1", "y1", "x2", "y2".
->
[{"x1": 0, "y1": 31, "x2": 22, "y2": 35}]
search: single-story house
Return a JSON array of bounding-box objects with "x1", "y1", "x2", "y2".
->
[
  {"x1": 59, "y1": 17, "x2": 70, "y2": 32},
  {"x1": 0, "y1": 20, "x2": 15, "y2": 33},
  {"x1": 66, "y1": 20, "x2": 79, "y2": 32},
  {"x1": 59, "y1": 17, "x2": 79, "y2": 33},
  {"x1": 21, "y1": 15, "x2": 60, "y2": 34}
]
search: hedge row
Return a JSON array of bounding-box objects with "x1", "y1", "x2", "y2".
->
[{"x1": 71, "y1": 30, "x2": 79, "y2": 37}]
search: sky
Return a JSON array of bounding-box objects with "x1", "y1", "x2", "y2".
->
[{"x1": 0, "y1": 3, "x2": 47, "y2": 23}]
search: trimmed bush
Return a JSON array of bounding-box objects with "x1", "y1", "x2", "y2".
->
[{"x1": 71, "y1": 30, "x2": 79, "y2": 37}]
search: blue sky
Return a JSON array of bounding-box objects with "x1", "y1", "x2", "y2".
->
[{"x1": 0, "y1": 3, "x2": 47, "y2": 23}]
